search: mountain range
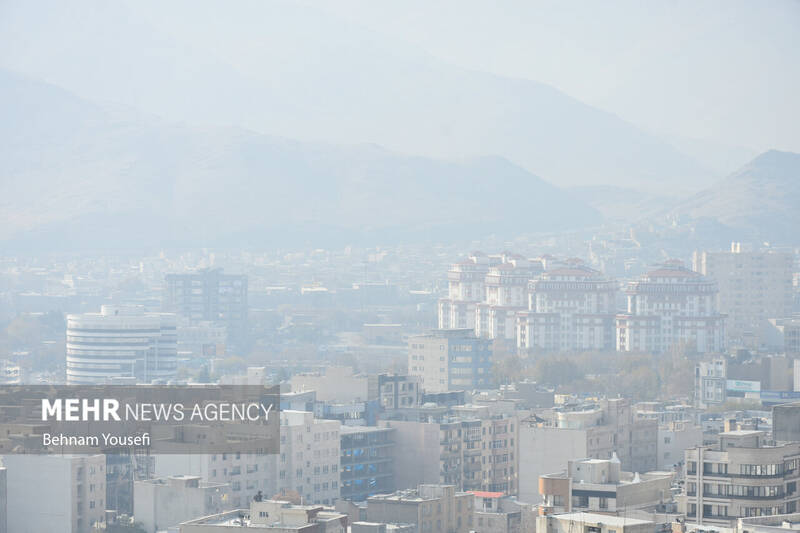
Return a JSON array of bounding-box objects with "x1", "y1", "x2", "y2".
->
[
  {"x1": 0, "y1": 69, "x2": 604, "y2": 250},
  {"x1": 0, "y1": 0, "x2": 719, "y2": 193},
  {"x1": 669, "y1": 150, "x2": 800, "y2": 244}
]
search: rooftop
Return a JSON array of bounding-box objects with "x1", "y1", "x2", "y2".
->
[{"x1": 549, "y1": 512, "x2": 654, "y2": 528}]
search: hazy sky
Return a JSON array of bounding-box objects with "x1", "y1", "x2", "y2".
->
[
  {"x1": 322, "y1": 0, "x2": 800, "y2": 154},
  {"x1": 2, "y1": 0, "x2": 798, "y2": 158}
]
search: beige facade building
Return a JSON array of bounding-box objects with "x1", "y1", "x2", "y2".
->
[
  {"x1": 134, "y1": 475, "x2": 230, "y2": 533},
  {"x1": 536, "y1": 512, "x2": 656, "y2": 533},
  {"x1": 155, "y1": 412, "x2": 338, "y2": 509},
  {"x1": 274, "y1": 411, "x2": 341, "y2": 506},
  {"x1": 438, "y1": 254, "x2": 491, "y2": 331},
  {"x1": 475, "y1": 260, "x2": 532, "y2": 342},
  {"x1": 471, "y1": 492, "x2": 535, "y2": 533},
  {"x1": 290, "y1": 367, "x2": 370, "y2": 403},
  {"x1": 517, "y1": 264, "x2": 616, "y2": 353},
  {"x1": 365, "y1": 485, "x2": 474, "y2": 533},
  {"x1": 408, "y1": 329, "x2": 492, "y2": 393},
  {"x1": 518, "y1": 398, "x2": 658, "y2": 504},
  {"x1": 693, "y1": 244, "x2": 793, "y2": 349},
  {"x1": 679, "y1": 430, "x2": 800, "y2": 527},
  {"x1": 155, "y1": 451, "x2": 275, "y2": 509},
  {"x1": 438, "y1": 252, "x2": 542, "y2": 343},
  {"x1": 616, "y1": 261, "x2": 725, "y2": 354},
  {"x1": 539, "y1": 456, "x2": 673, "y2": 515},
  {"x1": 3, "y1": 454, "x2": 106, "y2": 533},
  {"x1": 382, "y1": 411, "x2": 519, "y2": 495},
  {"x1": 179, "y1": 499, "x2": 347, "y2": 532}
]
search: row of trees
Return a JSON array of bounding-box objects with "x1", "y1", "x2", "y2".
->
[{"x1": 492, "y1": 345, "x2": 696, "y2": 401}]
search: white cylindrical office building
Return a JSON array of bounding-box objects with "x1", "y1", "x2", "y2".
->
[{"x1": 66, "y1": 305, "x2": 177, "y2": 385}]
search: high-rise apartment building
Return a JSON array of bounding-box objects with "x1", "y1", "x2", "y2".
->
[
  {"x1": 516, "y1": 265, "x2": 616, "y2": 353},
  {"x1": 475, "y1": 259, "x2": 533, "y2": 342},
  {"x1": 383, "y1": 412, "x2": 519, "y2": 495},
  {"x1": 679, "y1": 431, "x2": 800, "y2": 527},
  {"x1": 273, "y1": 411, "x2": 341, "y2": 506},
  {"x1": 340, "y1": 426, "x2": 396, "y2": 501},
  {"x1": 156, "y1": 412, "x2": 340, "y2": 508},
  {"x1": 66, "y1": 305, "x2": 177, "y2": 384},
  {"x1": 3, "y1": 454, "x2": 106, "y2": 533},
  {"x1": 164, "y1": 268, "x2": 248, "y2": 347},
  {"x1": 438, "y1": 253, "x2": 542, "y2": 343},
  {"x1": 408, "y1": 330, "x2": 492, "y2": 393},
  {"x1": 616, "y1": 261, "x2": 725, "y2": 354},
  {"x1": 693, "y1": 244, "x2": 793, "y2": 348},
  {"x1": 439, "y1": 254, "x2": 493, "y2": 331}
]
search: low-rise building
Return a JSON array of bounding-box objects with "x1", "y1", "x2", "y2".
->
[
  {"x1": 365, "y1": 485, "x2": 474, "y2": 533},
  {"x1": 518, "y1": 398, "x2": 658, "y2": 504},
  {"x1": 179, "y1": 499, "x2": 347, "y2": 532},
  {"x1": 539, "y1": 456, "x2": 673, "y2": 515},
  {"x1": 134, "y1": 475, "x2": 230, "y2": 533},
  {"x1": 736, "y1": 512, "x2": 800, "y2": 533},
  {"x1": 291, "y1": 367, "x2": 370, "y2": 403},
  {"x1": 471, "y1": 491, "x2": 533, "y2": 533},
  {"x1": 537, "y1": 512, "x2": 656, "y2": 533},
  {"x1": 351, "y1": 522, "x2": 415, "y2": 533}
]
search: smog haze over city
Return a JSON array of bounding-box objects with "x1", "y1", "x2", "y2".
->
[{"x1": 1, "y1": 2, "x2": 800, "y2": 533}]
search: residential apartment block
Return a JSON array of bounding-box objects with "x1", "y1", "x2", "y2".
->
[
  {"x1": 616, "y1": 261, "x2": 725, "y2": 354},
  {"x1": 408, "y1": 329, "x2": 492, "y2": 393},
  {"x1": 179, "y1": 499, "x2": 347, "y2": 532},
  {"x1": 518, "y1": 398, "x2": 658, "y2": 504},
  {"x1": 383, "y1": 412, "x2": 519, "y2": 495},
  {"x1": 365, "y1": 484, "x2": 474, "y2": 533},
  {"x1": 274, "y1": 411, "x2": 341, "y2": 506},
  {"x1": 164, "y1": 268, "x2": 248, "y2": 347},
  {"x1": 134, "y1": 475, "x2": 230, "y2": 533},
  {"x1": 340, "y1": 426, "x2": 396, "y2": 502},
  {"x1": 3, "y1": 454, "x2": 106, "y2": 533},
  {"x1": 539, "y1": 456, "x2": 672, "y2": 514},
  {"x1": 517, "y1": 264, "x2": 616, "y2": 353},
  {"x1": 693, "y1": 244, "x2": 793, "y2": 349},
  {"x1": 679, "y1": 430, "x2": 800, "y2": 527}
]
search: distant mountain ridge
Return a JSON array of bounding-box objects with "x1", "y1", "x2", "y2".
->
[
  {"x1": 669, "y1": 150, "x2": 800, "y2": 243},
  {"x1": 0, "y1": 69, "x2": 602, "y2": 250},
  {"x1": 0, "y1": 0, "x2": 716, "y2": 192}
]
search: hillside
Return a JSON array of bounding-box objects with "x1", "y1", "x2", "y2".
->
[
  {"x1": 0, "y1": 69, "x2": 601, "y2": 250},
  {"x1": 0, "y1": 0, "x2": 713, "y2": 192},
  {"x1": 670, "y1": 150, "x2": 800, "y2": 243}
]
